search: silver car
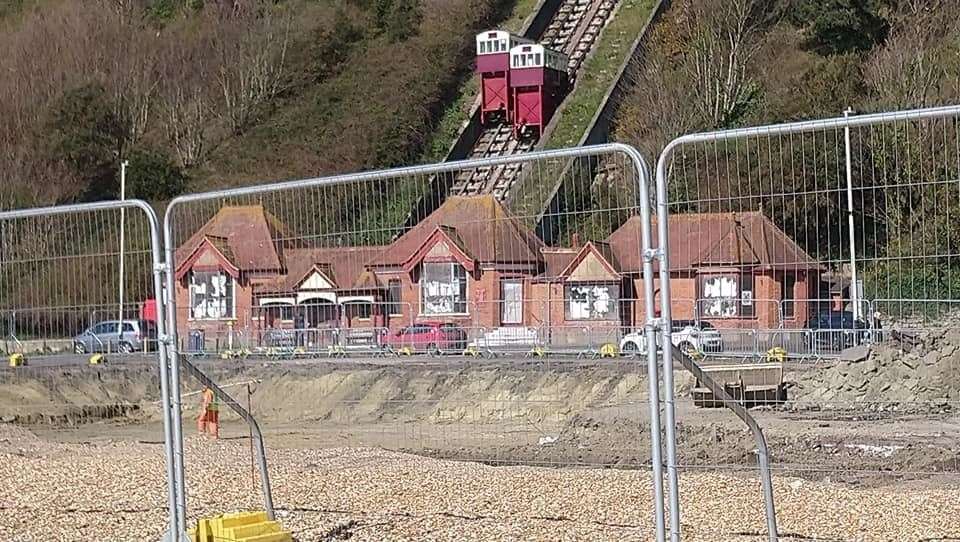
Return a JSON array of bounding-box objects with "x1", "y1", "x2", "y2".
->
[{"x1": 73, "y1": 320, "x2": 156, "y2": 354}]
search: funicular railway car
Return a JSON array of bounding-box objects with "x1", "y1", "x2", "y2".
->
[
  {"x1": 509, "y1": 43, "x2": 569, "y2": 138},
  {"x1": 476, "y1": 30, "x2": 532, "y2": 126}
]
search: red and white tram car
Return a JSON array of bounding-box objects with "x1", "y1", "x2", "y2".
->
[
  {"x1": 508, "y1": 43, "x2": 569, "y2": 138},
  {"x1": 475, "y1": 30, "x2": 532, "y2": 126}
]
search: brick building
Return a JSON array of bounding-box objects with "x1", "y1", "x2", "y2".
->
[{"x1": 173, "y1": 197, "x2": 819, "y2": 349}]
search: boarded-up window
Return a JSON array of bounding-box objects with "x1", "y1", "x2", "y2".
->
[
  {"x1": 421, "y1": 263, "x2": 467, "y2": 315},
  {"x1": 699, "y1": 273, "x2": 754, "y2": 318},
  {"x1": 565, "y1": 283, "x2": 619, "y2": 320},
  {"x1": 189, "y1": 271, "x2": 235, "y2": 320}
]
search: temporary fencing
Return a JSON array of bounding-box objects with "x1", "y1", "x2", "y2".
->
[
  {"x1": 0, "y1": 200, "x2": 180, "y2": 541},
  {"x1": 161, "y1": 143, "x2": 667, "y2": 538},
  {"x1": 654, "y1": 105, "x2": 960, "y2": 541},
  {"x1": 7, "y1": 105, "x2": 960, "y2": 541}
]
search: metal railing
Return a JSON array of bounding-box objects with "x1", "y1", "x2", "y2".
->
[
  {"x1": 161, "y1": 143, "x2": 664, "y2": 538},
  {"x1": 0, "y1": 200, "x2": 182, "y2": 540},
  {"x1": 655, "y1": 104, "x2": 960, "y2": 542}
]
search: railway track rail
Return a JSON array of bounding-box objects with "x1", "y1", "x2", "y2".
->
[{"x1": 447, "y1": 0, "x2": 619, "y2": 199}]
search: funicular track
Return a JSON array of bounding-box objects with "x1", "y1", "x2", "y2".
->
[{"x1": 447, "y1": 0, "x2": 619, "y2": 199}]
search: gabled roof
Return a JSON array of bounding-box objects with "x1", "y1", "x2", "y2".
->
[
  {"x1": 401, "y1": 226, "x2": 477, "y2": 272},
  {"x1": 557, "y1": 241, "x2": 620, "y2": 279},
  {"x1": 175, "y1": 205, "x2": 300, "y2": 275},
  {"x1": 291, "y1": 263, "x2": 339, "y2": 290},
  {"x1": 541, "y1": 247, "x2": 578, "y2": 278},
  {"x1": 606, "y1": 212, "x2": 820, "y2": 273},
  {"x1": 273, "y1": 246, "x2": 387, "y2": 294},
  {"x1": 175, "y1": 235, "x2": 240, "y2": 279},
  {"x1": 371, "y1": 195, "x2": 544, "y2": 268}
]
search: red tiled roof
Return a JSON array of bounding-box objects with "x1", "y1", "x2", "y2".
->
[
  {"x1": 175, "y1": 235, "x2": 241, "y2": 279},
  {"x1": 400, "y1": 226, "x2": 477, "y2": 272},
  {"x1": 556, "y1": 241, "x2": 620, "y2": 278},
  {"x1": 175, "y1": 205, "x2": 300, "y2": 274},
  {"x1": 271, "y1": 246, "x2": 387, "y2": 294},
  {"x1": 607, "y1": 212, "x2": 819, "y2": 273},
  {"x1": 371, "y1": 195, "x2": 544, "y2": 267},
  {"x1": 540, "y1": 248, "x2": 578, "y2": 278}
]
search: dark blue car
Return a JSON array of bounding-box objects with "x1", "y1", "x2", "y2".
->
[{"x1": 807, "y1": 311, "x2": 872, "y2": 351}]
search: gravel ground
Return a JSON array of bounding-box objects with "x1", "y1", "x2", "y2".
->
[{"x1": 2, "y1": 426, "x2": 959, "y2": 542}]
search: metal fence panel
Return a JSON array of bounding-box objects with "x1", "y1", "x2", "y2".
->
[
  {"x1": 161, "y1": 144, "x2": 666, "y2": 539},
  {"x1": 0, "y1": 200, "x2": 179, "y2": 541},
  {"x1": 655, "y1": 106, "x2": 960, "y2": 541}
]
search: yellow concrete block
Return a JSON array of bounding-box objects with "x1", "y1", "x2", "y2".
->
[
  {"x1": 193, "y1": 511, "x2": 292, "y2": 542},
  {"x1": 189, "y1": 517, "x2": 215, "y2": 542},
  {"x1": 225, "y1": 520, "x2": 281, "y2": 539},
  {"x1": 211, "y1": 512, "x2": 268, "y2": 540},
  {"x1": 8, "y1": 353, "x2": 26, "y2": 367},
  {"x1": 239, "y1": 531, "x2": 293, "y2": 542},
  {"x1": 599, "y1": 343, "x2": 618, "y2": 358}
]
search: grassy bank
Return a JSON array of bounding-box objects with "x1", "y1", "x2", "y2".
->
[{"x1": 545, "y1": 0, "x2": 657, "y2": 149}]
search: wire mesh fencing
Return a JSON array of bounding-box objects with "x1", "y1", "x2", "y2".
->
[
  {"x1": 162, "y1": 144, "x2": 668, "y2": 536},
  {"x1": 0, "y1": 200, "x2": 179, "y2": 541},
  {"x1": 654, "y1": 106, "x2": 960, "y2": 541}
]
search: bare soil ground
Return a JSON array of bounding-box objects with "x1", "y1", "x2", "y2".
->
[{"x1": 1, "y1": 357, "x2": 959, "y2": 540}]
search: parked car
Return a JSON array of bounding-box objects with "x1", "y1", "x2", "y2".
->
[
  {"x1": 383, "y1": 322, "x2": 467, "y2": 354},
  {"x1": 807, "y1": 311, "x2": 871, "y2": 351},
  {"x1": 73, "y1": 320, "x2": 157, "y2": 354},
  {"x1": 619, "y1": 320, "x2": 723, "y2": 356},
  {"x1": 468, "y1": 327, "x2": 539, "y2": 350}
]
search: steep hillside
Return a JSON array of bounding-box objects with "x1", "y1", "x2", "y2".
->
[
  {"x1": 614, "y1": 0, "x2": 960, "y2": 159},
  {"x1": 0, "y1": 0, "x2": 524, "y2": 210},
  {"x1": 608, "y1": 0, "x2": 960, "y2": 298}
]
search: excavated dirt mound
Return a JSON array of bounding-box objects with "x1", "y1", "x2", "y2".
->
[
  {"x1": 0, "y1": 365, "x2": 157, "y2": 425},
  {"x1": 790, "y1": 328, "x2": 960, "y2": 412},
  {"x1": 2, "y1": 359, "x2": 957, "y2": 487}
]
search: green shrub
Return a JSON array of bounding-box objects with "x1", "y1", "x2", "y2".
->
[{"x1": 126, "y1": 147, "x2": 188, "y2": 201}]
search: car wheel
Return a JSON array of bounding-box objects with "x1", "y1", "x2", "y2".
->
[
  {"x1": 74, "y1": 342, "x2": 87, "y2": 355},
  {"x1": 426, "y1": 343, "x2": 440, "y2": 356},
  {"x1": 119, "y1": 342, "x2": 134, "y2": 354},
  {"x1": 621, "y1": 342, "x2": 638, "y2": 356}
]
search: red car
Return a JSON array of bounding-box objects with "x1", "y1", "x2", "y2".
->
[{"x1": 383, "y1": 322, "x2": 467, "y2": 354}]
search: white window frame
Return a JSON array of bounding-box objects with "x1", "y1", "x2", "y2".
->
[
  {"x1": 188, "y1": 270, "x2": 237, "y2": 321},
  {"x1": 419, "y1": 262, "x2": 469, "y2": 316},
  {"x1": 500, "y1": 279, "x2": 523, "y2": 325}
]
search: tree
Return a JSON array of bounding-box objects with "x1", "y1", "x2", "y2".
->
[
  {"x1": 386, "y1": 0, "x2": 422, "y2": 42},
  {"x1": 679, "y1": 0, "x2": 768, "y2": 129},
  {"x1": 46, "y1": 83, "x2": 127, "y2": 201},
  {"x1": 864, "y1": 3, "x2": 960, "y2": 109},
  {"x1": 215, "y1": 7, "x2": 293, "y2": 134},
  {"x1": 125, "y1": 147, "x2": 188, "y2": 201},
  {"x1": 789, "y1": 0, "x2": 890, "y2": 55}
]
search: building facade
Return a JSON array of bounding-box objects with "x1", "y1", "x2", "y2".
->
[{"x1": 173, "y1": 197, "x2": 820, "y2": 350}]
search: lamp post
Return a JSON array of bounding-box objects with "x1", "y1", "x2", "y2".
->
[
  {"x1": 119, "y1": 160, "x2": 129, "y2": 345},
  {"x1": 843, "y1": 108, "x2": 860, "y2": 320}
]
